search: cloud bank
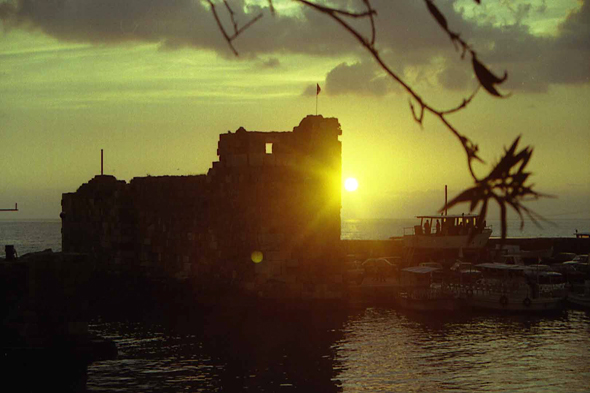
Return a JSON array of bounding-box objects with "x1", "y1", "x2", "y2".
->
[{"x1": 1, "y1": 0, "x2": 588, "y2": 94}]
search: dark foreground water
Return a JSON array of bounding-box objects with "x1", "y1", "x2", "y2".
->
[{"x1": 85, "y1": 307, "x2": 590, "y2": 393}]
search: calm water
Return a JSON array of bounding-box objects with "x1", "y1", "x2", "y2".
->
[
  {"x1": 0, "y1": 219, "x2": 62, "y2": 255},
  {"x1": 86, "y1": 308, "x2": 590, "y2": 393},
  {"x1": 2, "y1": 219, "x2": 590, "y2": 392}
]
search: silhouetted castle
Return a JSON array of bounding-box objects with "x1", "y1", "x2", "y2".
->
[{"x1": 61, "y1": 115, "x2": 343, "y2": 298}]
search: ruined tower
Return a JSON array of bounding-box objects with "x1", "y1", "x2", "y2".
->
[
  {"x1": 208, "y1": 115, "x2": 342, "y2": 283},
  {"x1": 61, "y1": 115, "x2": 342, "y2": 296}
]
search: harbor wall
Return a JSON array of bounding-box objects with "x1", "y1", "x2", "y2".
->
[
  {"x1": 488, "y1": 237, "x2": 590, "y2": 256},
  {"x1": 341, "y1": 239, "x2": 404, "y2": 259},
  {"x1": 341, "y1": 236, "x2": 590, "y2": 263},
  {"x1": 61, "y1": 116, "x2": 343, "y2": 298}
]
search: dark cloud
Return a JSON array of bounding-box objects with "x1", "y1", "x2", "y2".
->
[
  {"x1": 0, "y1": 0, "x2": 357, "y2": 55},
  {"x1": 437, "y1": 60, "x2": 474, "y2": 91},
  {"x1": 452, "y1": 0, "x2": 590, "y2": 92},
  {"x1": 0, "y1": 0, "x2": 588, "y2": 92},
  {"x1": 261, "y1": 57, "x2": 280, "y2": 68},
  {"x1": 0, "y1": 0, "x2": 216, "y2": 46},
  {"x1": 325, "y1": 61, "x2": 393, "y2": 96}
]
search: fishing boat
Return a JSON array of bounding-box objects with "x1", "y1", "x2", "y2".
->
[{"x1": 463, "y1": 263, "x2": 566, "y2": 311}]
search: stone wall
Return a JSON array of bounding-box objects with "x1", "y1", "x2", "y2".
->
[{"x1": 61, "y1": 116, "x2": 343, "y2": 296}]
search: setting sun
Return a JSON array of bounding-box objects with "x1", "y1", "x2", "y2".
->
[{"x1": 344, "y1": 177, "x2": 359, "y2": 192}]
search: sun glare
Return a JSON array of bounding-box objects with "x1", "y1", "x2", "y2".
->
[{"x1": 344, "y1": 177, "x2": 358, "y2": 192}]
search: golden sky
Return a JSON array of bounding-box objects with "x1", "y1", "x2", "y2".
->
[{"x1": 0, "y1": 0, "x2": 589, "y2": 220}]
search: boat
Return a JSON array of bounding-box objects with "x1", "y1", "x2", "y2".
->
[
  {"x1": 397, "y1": 266, "x2": 460, "y2": 311},
  {"x1": 461, "y1": 263, "x2": 567, "y2": 311},
  {"x1": 401, "y1": 213, "x2": 492, "y2": 266},
  {"x1": 491, "y1": 244, "x2": 553, "y2": 265},
  {"x1": 344, "y1": 257, "x2": 400, "y2": 303},
  {"x1": 403, "y1": 214, "x2": 492, "y2": 249}
]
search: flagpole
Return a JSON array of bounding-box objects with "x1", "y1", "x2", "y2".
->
[{"x1": 315, "y1": 83, "x2": 321, "y2": 116}]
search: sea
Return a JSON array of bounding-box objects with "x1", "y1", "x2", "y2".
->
[{"x1": 1, "y1": 218, "x2": 590, "y2": 393}]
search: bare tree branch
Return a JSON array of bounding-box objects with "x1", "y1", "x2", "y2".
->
[
  {"x1": 207, "y1": 0, "x2": 544, "y2": 239},
  {"x1": 206, "y1": 0, "x2": 263, "y2": 56}
]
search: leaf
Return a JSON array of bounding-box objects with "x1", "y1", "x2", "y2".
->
[
  {"x1": 443, "y1": 186, "x2": 480, "y2": 211},
  {"x1": 472, "y1": 56, "x2": 508, "y2": 97},
  {"x1": 426, "y1": 0, "x2": 448, "y2": 31}
]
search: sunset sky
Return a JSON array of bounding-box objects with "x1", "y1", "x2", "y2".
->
[{"x1": 0, "y1": 0, "x2": 588, "y2": 222}]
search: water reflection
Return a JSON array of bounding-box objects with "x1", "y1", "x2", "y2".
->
[
  {"x1": 334, "y1": 308, "x2": 590, "y2": 392},
  {"x1": 85, "y1": 306, "x2": 590, "y2": 392},
  {"x1": 88, "y1": 305, "x2": 350, "y2": 392}
]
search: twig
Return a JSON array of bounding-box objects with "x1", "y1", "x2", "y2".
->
[
  {"x1": 207, "y1": 0, "x2": 540, "y2": 239},
  {"x1": 207, "y1": 0, "x2": 264, "y2": 56}
]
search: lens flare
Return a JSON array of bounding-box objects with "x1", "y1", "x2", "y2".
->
[{"x1": 251, "y1": 250, "x2": 263, "y2": 263}]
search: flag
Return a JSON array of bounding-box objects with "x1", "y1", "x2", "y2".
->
[{"x1": 316, "y1": 83, "x2": 321, "y2": 95}]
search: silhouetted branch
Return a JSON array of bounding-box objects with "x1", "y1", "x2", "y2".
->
[
  {"x1": 439, "y1": 86, "x2": 480, "y2": 116},
  {"x1": 362, "y1": 0, "x2": 376, "y2": 46},
  {"x1": 445, "y1": 137, "x2": 550, "y2": 240},
  {"x1": 209, "y1": 0, "x2": 544, "y2": 238},
  {"x1": 295, "y1": 0, "x2": 485, "y2": 170},
  {"x1": 424, "y1": 0, "x2": 509, "y2": 97},
  {"x1": 206, "y1": 0, "x2": 263, "y2": 56}
]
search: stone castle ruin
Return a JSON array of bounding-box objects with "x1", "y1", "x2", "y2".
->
[{"x1": 61, "y1": 115, "x2": 343, "y2": 298}]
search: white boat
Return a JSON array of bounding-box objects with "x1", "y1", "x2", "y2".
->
[
  {"x1": 397, "y1": 266, "x2": 460, "y2": 311},
  {"x1": 463, "y1": 263, "x2": 566, "y2": 311}
]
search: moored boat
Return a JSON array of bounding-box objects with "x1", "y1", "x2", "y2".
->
[
  {"x1": 397, "y1": 266, "x2": 460, "y2": 311},
  {"x1": 401, "y1": 213, "x2": 492, "y2": 266},
  {"x1": 461, "y1": 263, "x2": 566, "y2": 311},
  {"x1": 403, "y1": 214, "x2": 492, "y2": 249}
]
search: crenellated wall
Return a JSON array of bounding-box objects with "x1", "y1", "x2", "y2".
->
[{"x1": 61, "y1": 115, "x2": 343, "y2": 297}]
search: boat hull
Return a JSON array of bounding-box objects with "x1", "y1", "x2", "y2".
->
[
  {"x1": 403, "y1": 229, "x2": 492, "y2": 250},
  {"x1": 468, "y1": 295, "x2": 564, "y2": 311}
]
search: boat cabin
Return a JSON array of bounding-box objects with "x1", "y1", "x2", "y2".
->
[
  {"x1": 402, "y1": 214, "x2": 493, "y2": 253},
  {"x1": 401, "y1": 266, "x2": 442, "y2": 287},
  {"x1": 475, "y1": 263, "x2": 528, "y2": 279},
  {"x1": 406, "y1": 214, "x2": 486, "y2": 236}
]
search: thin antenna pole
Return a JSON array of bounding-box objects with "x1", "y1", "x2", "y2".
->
[
  {"x1": 445, "y1": 185, "x2": 448, "y2": 216},
  {"x1": 316, "y1": 94, "x2": 318, "y2": 116},
  {"x1": 315, "y1": 83, "x2": 321, "y2": 116},
  {"x1": 101, "y1": 149, "x2": 104, "y2": 175}
]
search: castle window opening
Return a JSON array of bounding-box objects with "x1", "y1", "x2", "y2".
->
[{"x1": 266, "y1": 143, "x2": 273, "y2": 154}]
